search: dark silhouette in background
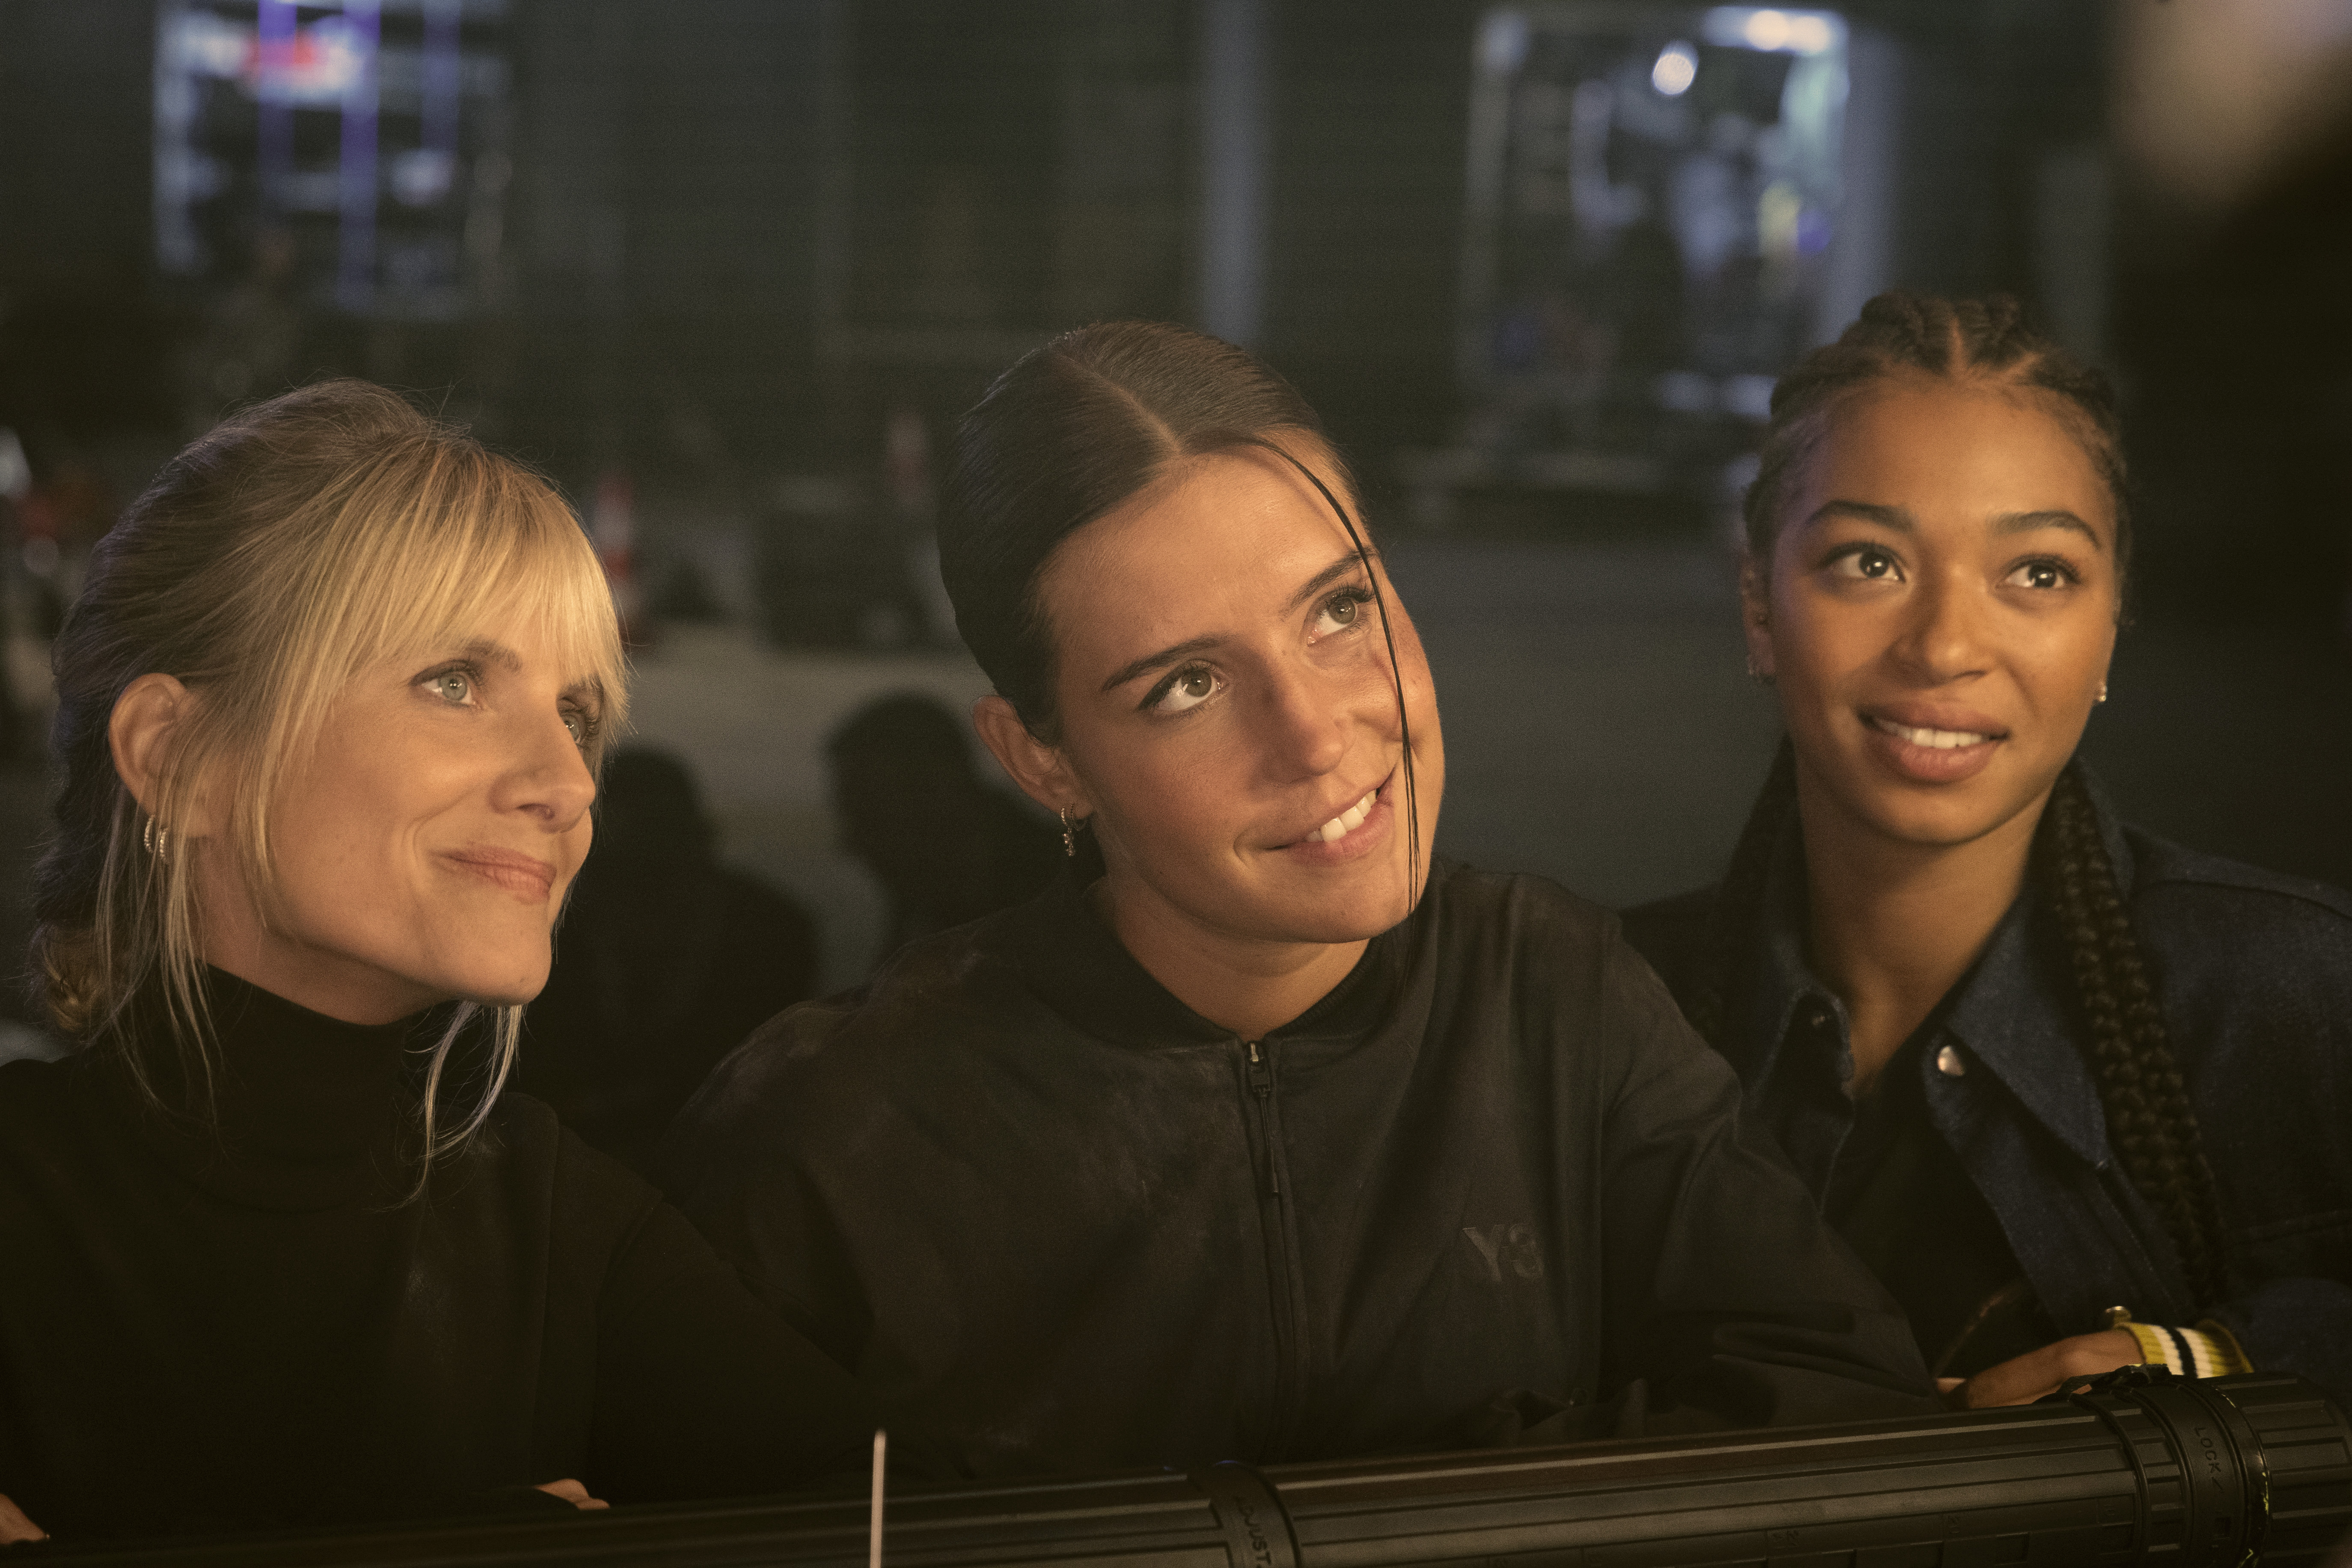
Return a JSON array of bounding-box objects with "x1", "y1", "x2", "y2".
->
[
  {"x1": 517, "y1": 748, "x2": 817, "y2": 1171},
  {"x1": 827, "y1": 692, "x2": 1061, "y2": 965}
]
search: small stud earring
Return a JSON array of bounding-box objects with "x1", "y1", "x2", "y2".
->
[
  {"x1": 1059, "y1": 805, "x2": 1079, "y2": 858},
  {"x1": 2096, "y1": 679, "x2": 2108, "y2": 704}
]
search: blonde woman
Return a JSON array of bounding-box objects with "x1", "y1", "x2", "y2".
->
[{"x1": 0, "y1": 383, "x2": 872, "y2": 1544}]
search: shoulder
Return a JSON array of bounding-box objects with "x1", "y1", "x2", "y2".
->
[
  {"x1": 2126, "y1": 827, "x2": 2352, "y2": 928},
  {"x1": 1421, "y1": 861, "x2": 1687, "y2": 1028},
  {"x1": 2125, "y1": 831, "x2": 2352, "y2": 987},
  {"x1": 0, "y1": 1056, "x2": 89, "y2": 1186},
  {"x1": 0, "y1": 1051, "x2": 77, "y2": 1111},
  {"x1": 476, "y1": 1092, "x2": 661, "y2": 1215},
  {"x1": 1423, "y1": 860, "x2": 1623, "y2": 960},
  {"x1": 0, "y1": 1051, "x2": 113, "y2": 1153},
  {"x1": 659, "y1": 919, "x2": 1019, "y2": 1149},
  {"x1": 473, "y1": 1090, "x2": 671, "y2": 1245},
  {"x1": 1616, "y1": 885, "x2": 1718, "y2": 1001},
  {"x1": 2117, "y1": 830, "x2": 2352, "y2": 1075}
]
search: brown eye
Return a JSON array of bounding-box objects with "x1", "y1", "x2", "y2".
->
[
  {"x1": 1311, "y1": 587, "x2": 1371, "y2": 639},
  {"x1": 1827, "y1": 546, "x2": 1903, "y2": 583},
  {"x1": 2005, "y1": 559, "x2": 2071, "y2": 591},
  {"x1": 1148, "y1": 664, "x2": 1222, "y2": 716}
]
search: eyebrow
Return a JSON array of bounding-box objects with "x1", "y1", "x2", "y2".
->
[
  {"x1": 1801, "y1": 499, "x2": 2104, "y2": 549},
  {"x1": 1284, "y1": 549, "x2": 1376, "y2": 612},
  {"x1": 1096, "y1": 550, "x2": 1377, "y2": 694},
  {"x1": 458, "y1": 639, "x2": 524, "y2": 672},
  {"x1": 1990, "y1": 508, "x2": 2104, "y2": 549}
]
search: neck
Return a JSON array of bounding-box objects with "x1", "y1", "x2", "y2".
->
[
  {"x1": 1093, "y1": 876, "x2": 1368, "y2": 1042},
  {"x1": 195, "y1": 847, "x2": 445, "y2": 1026},
  {"x1": 1795, "y1": 770, "x2": 2049, "y2": 1094}
]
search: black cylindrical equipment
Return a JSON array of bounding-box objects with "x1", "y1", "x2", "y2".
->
[{"x1": 41, "y1": 1370, "x2": 2352, "y2": 1567}]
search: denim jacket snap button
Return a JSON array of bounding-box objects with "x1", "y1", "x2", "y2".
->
[{"x1": 1935, "y1": 1043, "x2": 1967, "y2": 1077}]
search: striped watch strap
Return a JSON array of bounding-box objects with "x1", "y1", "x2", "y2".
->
[{"x1": 2119, "y1": 1319, "x2": 2255, "y2": 1378}]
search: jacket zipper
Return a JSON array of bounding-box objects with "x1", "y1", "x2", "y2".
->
[
  {"x1": 1245, "y1": 1041, "x2": 1279, "y2": 1196},
  {"x1": 1241, "y1": 1038, "x2": 1307, "y2": 1456}
]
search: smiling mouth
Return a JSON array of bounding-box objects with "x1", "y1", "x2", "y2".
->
[
  {"x1": 445, "y1": 851, "x2": 556, "y2": 901},
  {"x1": 1865, "y1": 715, "x2": 2003, "y2": 749},
  {"x1": 1306, "y1": 786, "x2": 1381, "y2": 844}
]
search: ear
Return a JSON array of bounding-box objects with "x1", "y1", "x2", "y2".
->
[
  {"x1": 971, "y1": 695, "x2": 1088, "y2": 819},
  {"x1": 109, "y1": 674, "x2": 223, "y2": 837},
  {"x1": 1738, "y1": 554, "x2": 1776, "y2": 681}
]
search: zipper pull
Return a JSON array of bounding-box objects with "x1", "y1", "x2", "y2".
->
[{"x1": 1245, "y1": 1041, "x2": 1279, "y2": 1197}]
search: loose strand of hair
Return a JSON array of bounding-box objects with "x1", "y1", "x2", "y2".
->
[
  {"x1": 1251, "y1": 440, "x2": 1424, "y2": 922},
  {"x1": 401, "y1": 1001, "x2": 522, "y2": 1205}
]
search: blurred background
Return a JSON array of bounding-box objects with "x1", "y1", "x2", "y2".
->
[{"x1": 0, "y1": 0, "x2": 2347, "y2": 1088}]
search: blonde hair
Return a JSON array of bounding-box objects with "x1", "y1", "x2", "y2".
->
[{"x1": 33, "y1": 380, "x2": 628, "y2": 1176}]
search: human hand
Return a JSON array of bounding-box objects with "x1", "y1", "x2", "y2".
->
[
  {"x1": 0, "y1": 1493, "x2": 43, "y2": 1544},
  {"x1": 1937, "y1": 1329, "x2": 2142, "y2": 1408},
  {"x1": 532, "y1": 1478, "x2": 610, "y2": 1511}
]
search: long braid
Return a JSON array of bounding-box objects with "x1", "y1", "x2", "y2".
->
[
  {"x1": 1686, "y1": 738, "x2": 1797, "y2": 1049},
  {"x1": 2033, "y1": 766, "x2": 2230, "y2": 1305}
]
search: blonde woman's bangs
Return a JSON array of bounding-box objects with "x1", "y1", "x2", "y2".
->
[{"x1": 248, "y1": 443, "x2": 629, "y2": 767}]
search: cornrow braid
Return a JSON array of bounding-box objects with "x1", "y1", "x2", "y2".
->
[
  {"x1": 2033, "y1": 764, "x2": 2230, "y2": 1306},
  {"x1": 1742, "y1": 292, "x2": 2132, "y2": 591},
  {"x1": 1685, "y1": 737, "x2": 1797, "y2": 1050}
]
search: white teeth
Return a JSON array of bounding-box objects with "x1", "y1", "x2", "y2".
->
[
  {"x1": 1312, "y1": 790, "x2": 1381, "y2": 844},
  {"x1": 1875, "y1": 718, "x2": 1991, "y2": 750}
]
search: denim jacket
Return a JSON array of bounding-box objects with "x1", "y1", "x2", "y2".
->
[{"x1": 1621, "y1": 777, "x2": 2352, "y2": 1411}]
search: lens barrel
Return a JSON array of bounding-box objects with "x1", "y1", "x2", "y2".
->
[{"x1": 40, "y1": 1370, "x2": 2352, "y2": 1567}]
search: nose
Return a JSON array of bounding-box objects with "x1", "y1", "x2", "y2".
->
[
  {"x1": 1889, "y1": 570, "x2": 1989, "y2": 686},
  {"x1": 493, "y1": 709, "x2": 598, "y2": 831},
  {"x1": 1254, "y1": 654, "x2": 1350, "y2": 784}
]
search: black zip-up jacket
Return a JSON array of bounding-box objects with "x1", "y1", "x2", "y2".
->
[{"x1": 661, "y1": 860, "x2": 1937, "y2": 1478}]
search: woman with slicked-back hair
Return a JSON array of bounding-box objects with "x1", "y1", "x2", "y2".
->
[
  {"x1": 0, "y1": 383, "x2": 871, "y2": 1544},
  {"x1": 1622, "y1": 292, "x2": 2352, "y2": 1413},
  {"x1": 663, "y1": 320, "x2": 1937, "y2": 1481}
]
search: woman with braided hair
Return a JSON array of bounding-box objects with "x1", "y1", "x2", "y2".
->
[{"x1": 1623, "y1": 292, "x2": 2352, "y2": 1412}]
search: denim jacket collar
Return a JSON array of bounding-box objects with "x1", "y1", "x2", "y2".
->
[{"x1": 1738, "y1": 770, "x2": 2141, "y2": 1173}]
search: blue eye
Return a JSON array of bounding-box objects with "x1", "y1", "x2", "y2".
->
[{"x1": 428, "y1": 670, "x2": 473, "y2": 704}]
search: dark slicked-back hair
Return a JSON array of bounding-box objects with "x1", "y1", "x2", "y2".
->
[
  {"x1": 937, "y1": 320, "x2": 1341, "y2": 742},
  {"x1": 1698, "y1": 294, "x2": 2229, "y2": 1310},
  {"x1": 935, "y1": 318, "x2": 1423, "y2": 906}
]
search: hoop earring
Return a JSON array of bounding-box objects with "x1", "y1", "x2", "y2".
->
[
  {"x1": 2096, "y1": 679, "x2": 2108, "y2": 704},
  {"x1": 143, "y1": 817, "x2": 169, "y2": 857},
  {"x1": 1059, "y1": 805, "x2": 1078, "y2": 858}
]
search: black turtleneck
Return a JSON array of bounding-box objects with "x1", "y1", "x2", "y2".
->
[
  {"x1": 0, "y1": 970, "x2": 875, "y2": 1541},
  {"x1": 661, "y1": 859, "x2": 1938, "y2": 1479}
]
